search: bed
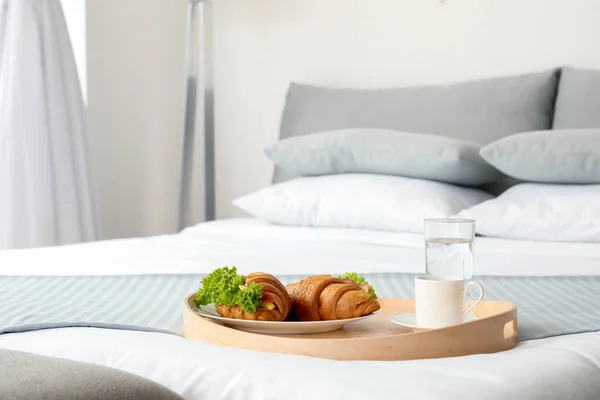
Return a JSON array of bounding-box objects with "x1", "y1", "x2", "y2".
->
[
  {"x1": 1, "y1": 218, "x2": 600, "y2": 399},
  {"x1": 2, "y1": 67, "x2": 600, "y2": 399}
]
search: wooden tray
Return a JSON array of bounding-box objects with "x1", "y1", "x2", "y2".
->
[{"x1": 183, "y1": 295, "x2": 518, "y2": 361}]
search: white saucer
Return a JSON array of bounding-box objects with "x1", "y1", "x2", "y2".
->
[
  {"x1": 194, "y1": 304, "x2": 376, "y2": 335},
  {"x1": 389, "y1": 313, "x2": 477, "y2": 331}
]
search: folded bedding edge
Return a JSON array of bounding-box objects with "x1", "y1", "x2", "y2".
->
[{"x1": 0, "y1": 322, "x2": 179, "y2": 337}]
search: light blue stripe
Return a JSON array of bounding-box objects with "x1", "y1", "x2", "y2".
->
[
  {"x1": 95, "y1": 276, "x2": 153, "y2": 324},
  {"x1": 1, "y1": 273, "x2": 599, "y2": 341}
]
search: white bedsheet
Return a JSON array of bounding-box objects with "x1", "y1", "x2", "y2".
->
[
  {"x1": 1, "y1": 328, "x2": 599, "y2": 400},
  {"x1": 1, "y1": 218, "x2": 599, "y2": 277},
  {"x1": 2, "y1": 218, "x2": 600, "y2": 400}
]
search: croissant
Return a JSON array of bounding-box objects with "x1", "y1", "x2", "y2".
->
[
  {"x1": 285, "y1": 275, "x2": 380, "y2": 321},
  {"x1": 216, "y1": 272, "x2": 292, "y2": 321}
]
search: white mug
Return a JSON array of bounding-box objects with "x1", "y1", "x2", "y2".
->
[{"x1": 415, "y1": 275, "x2": 484, "y2": 329}]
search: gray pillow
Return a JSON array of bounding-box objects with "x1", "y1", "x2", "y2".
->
[
  {"x1": 0, "y1": 349, "x2": 184, "y2": 400},
  {"x1": 553, "y1": 67, "x2": 600, "y2": 129},
  {"x1": 275, "y1": 69, "x2": 559, "y2": 184},
  {"x1": 265, "y1": 128, "x2": 502, "y2": 186},
  {"x1": 480, "y1": 129, "x2": 600, "y2": 183}
]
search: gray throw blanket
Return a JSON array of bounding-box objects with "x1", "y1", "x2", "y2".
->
[{"x1": 0, "y1": 349, "x2": 184, "y2": 400}]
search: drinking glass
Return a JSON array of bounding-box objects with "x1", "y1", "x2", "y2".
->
[{"x1": 424, "y1": 218, "x2": 475, "y2": 301}]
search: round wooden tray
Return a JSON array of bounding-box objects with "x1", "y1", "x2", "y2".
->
[{"x1": 183, "y1": 294, "x2": 518, "y2": 361}]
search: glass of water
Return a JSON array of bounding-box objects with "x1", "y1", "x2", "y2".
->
[{"x1": 424, "y1": 218, "x2": 475, "y2": 300}]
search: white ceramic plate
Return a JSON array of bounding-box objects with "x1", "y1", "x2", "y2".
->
[
  {"x1": 194, "y1": 304, "x2": 375, "y2": 335},
  {"x1": 389, "y1": 313, "x2": 477, "y2": 331}
]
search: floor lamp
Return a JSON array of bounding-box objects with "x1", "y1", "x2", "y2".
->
[{"x1": 178, "y1": 0, "x2": 215, "y2": 230}]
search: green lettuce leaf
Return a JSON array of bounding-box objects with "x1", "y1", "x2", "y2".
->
[
  {"x1": 195, "y1": 266, "x2": 263, "y2": 314},
  {"x1": 338, "y1": 272, "x2": 378, "y2": 299}
]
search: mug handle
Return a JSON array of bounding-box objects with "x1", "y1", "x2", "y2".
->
[{"x1": 462, "y1": 281, "x2": 484, "y2": 321}]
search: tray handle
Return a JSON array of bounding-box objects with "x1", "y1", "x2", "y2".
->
[
  {"x1": 503, "y1": 315, "x2": 518, "y2": 340},
  {"x1": 492, "y1": 307, "x2": 518, "y2": 343}
]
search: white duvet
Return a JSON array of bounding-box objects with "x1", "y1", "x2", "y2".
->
[{"x1": 1, "y1": 218, "x2": 600, "y2": 400}]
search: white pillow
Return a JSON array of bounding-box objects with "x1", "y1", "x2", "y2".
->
[
  {"x1": 233, "y1": 174, "x2": 493, "y2": 233},
  {"x1": 456, "y1": 183, "x2": 600, "y2": 242}
]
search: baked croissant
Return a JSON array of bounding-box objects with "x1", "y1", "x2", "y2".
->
[
  {"x1": 285, "y1": 274, "x2": 380, "y2": 321},
  {"x1": 216, "y1": 272, "x2": 292, "y2": 321}
]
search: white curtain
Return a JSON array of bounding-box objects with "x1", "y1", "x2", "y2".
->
[{"x1": 0, "y1": 0, "x2": 98, "y2": 249}]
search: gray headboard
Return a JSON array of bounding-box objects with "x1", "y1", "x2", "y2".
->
[{"x1": 273, "y1": 68, "x2": 560, "y2": 191}]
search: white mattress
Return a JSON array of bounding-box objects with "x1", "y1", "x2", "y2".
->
[{"x1": 1, "y1": 218, "x2": 600, "y2": 400}]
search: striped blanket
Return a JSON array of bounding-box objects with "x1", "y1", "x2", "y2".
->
[{"x1": 1, "y1": 272, "x2": 599, "y2": 341}]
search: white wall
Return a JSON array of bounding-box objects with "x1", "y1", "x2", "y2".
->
[
  {"x1": 212, "y1": 0, "x2": 600, "y2": 219},
  {"x1": 61, "y1": 0, "x2": 600, "y2": 238},
  {"x1": 85, "y1": 0, "x2": 187, "y2": 239}
]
